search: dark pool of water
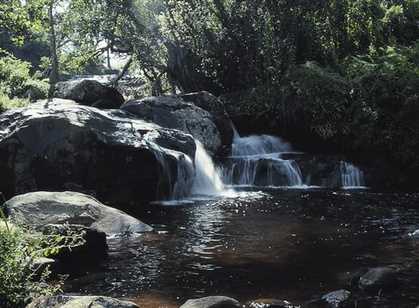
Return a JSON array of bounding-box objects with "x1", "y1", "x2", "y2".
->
[{"x1": 66, "y1": 189, "x2": 419, "y2": 307}]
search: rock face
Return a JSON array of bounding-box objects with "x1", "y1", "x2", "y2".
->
[
  {"x1": 180, "y1": 91, "x2": 234, "y2": 155},
  {"x1": 121, "y1": 95, "x2": 224, "y2": 155},
  {"x1": 0, "y1": 100, "x2": 196, "y2": 204},
  {"x1": 55, "y1": 79, "x2": 125, "y2": 109},
  {"x1": 180, "y1": 296, "x2": 241, "y2": 308},
  {"x1": 5, "y1": 191, "x2": 152, "y2": 235},
  {"x1": 27, "y1": 295, "x2": 139, "y2": 308}
]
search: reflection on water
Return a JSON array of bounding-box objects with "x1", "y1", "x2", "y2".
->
[{"x1": 66, "y1": 189, "x2": 419, "y2": 307}]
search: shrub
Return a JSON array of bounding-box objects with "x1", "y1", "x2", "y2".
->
[
  {"x1": 0, "y1": 52, "x2": 48, "y2": 102},
  {"x1": 0, "y1": 199, "x2": 85, "y2": 308}
]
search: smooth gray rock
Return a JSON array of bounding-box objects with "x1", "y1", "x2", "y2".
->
[
  {"x1": 122, "y1": 95, "x2": 222, "y2": 155},
  {"x1": 55, "y1": 79, "x2": 125, "y2": 109},
  {"x1": 358, "y1": 266, "x2": 399, "y2": 292},
  {"x1": 303, "y1": 290, "x2": 352, "y2": 308},
  {"x1": 180, "y1": 296, "x2": 241, "y2": 308},
  {"x1": 27, "y1": 295, "x2": 139, "y2": 308},
  {"x1": 0, "y1": 100, "x2": 196, "y2": 204},
  {"x1": 180, "y1": 91, "x2": 234, "y2": 155},
  {"x1": 5, "y1": 191, "x2": 152, "y2": 235}
]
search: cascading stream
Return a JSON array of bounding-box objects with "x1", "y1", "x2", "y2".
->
[
  {"x1": 165, "y1": 128, "x2": 367, "y2": 201},
  {"x1": 191, "y1": 141, "x2": 226, "y2": 196},
  {"x1": 223, "y1": 130, "x2": 304, "y2": 188},
  {"x1": 340, "y1": 161, "x2": 366, "y2": 188}
]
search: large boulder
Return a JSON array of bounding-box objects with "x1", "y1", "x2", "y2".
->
[
  {"x1": 0, "y1": 99, "x2": 196, "y2": 205},
  {"x1": 121, "y1": 95, "x2": 224, "y2": 155},
  {"x1": 55, "y1": 79, "x2": 125, "y2": 109},
  {"x1": 180, "y1": 91, "x2": 234, "y2": 155},
  {"x1": 27, "y1": 295, "x2": 139, "y2": 308},
  {"x1": 4, "y1": 191, "x2": 152, "y2": 235}
]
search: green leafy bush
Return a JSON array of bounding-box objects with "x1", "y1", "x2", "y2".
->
[
  {"x1": 0, "y1": 52, "x2": 48, "y2": 103},
  {"x1": 0, "y1": 203, "x2": 85, "y2": 307}
]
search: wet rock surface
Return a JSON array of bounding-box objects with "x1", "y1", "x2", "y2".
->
[
  {"x1": 0, "y1": 100, "x2": 196, "y2": 204},
  {"x1": 5, "y1": 191, "x2": 152, "y2": 235},
  {"x1": 121, "y1": 95, "x2": 223, "y2": 155},
  {"x1": 180, "y1": 296, "x2": 241, "y2": 308},
  {"x1": 304, "y1": 290, "x2": 352, "y2": 308},
  {"x1": 27, "y1": 295, "x2": 139, "y2": 308}
]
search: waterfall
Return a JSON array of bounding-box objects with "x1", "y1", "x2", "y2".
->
[
  {"x1": 172, "y1": 154, "x2": 195, "y2": 199},
  {"x1": 223, "y1": 130, "x2": 304, "y2": 187},
  {"x1": 340, "y1": 161, "x2": 365, "y2": 188},
  {"x1": 191, "y1": 141, "x2": 226, "y2": 196},
  {"x1": 231, "y1": 134, "x2": 292, "y2": 157}
]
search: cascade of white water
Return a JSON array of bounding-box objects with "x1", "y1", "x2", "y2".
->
[
  {"x1": 340, "y1": 161, "x2": 365, "y2": 188},
  {"x1": 191, "y1": 141, "x2": 226, "y2": 196},
  {"x1": 224, "y1": 127, "x2": 304, "y2": 187}
]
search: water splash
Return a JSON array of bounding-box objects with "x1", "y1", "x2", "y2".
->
[{"x1": 340, "y1": 161, "x2": 365, "y2": 188}]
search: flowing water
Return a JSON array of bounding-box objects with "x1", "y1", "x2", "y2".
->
[
  {"x1": 66, "y1": 134, "x2": 419, "y2": 307},
  {"x1": 191, "y1": 141, "x2": 225, "y2": 196},
  {"x1": 67, "y1": 189, "x2": 419, "y2": 307},
  {"x1": 340, "y1": 161, "x2": 366, "y2": 188}
]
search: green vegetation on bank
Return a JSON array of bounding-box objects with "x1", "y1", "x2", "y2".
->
[{"x1": 0, "y1": 198, "x2": 84, "y2": 308}]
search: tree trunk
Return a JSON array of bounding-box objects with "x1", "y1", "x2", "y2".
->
[
  {"x1": 112, "y1": 56, "x2": 133, "y2": 87},
  {"x1": 48, "y1": 0, "x2": 59, "y2": 98}
]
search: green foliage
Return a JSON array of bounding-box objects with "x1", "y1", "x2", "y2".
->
[
  {"x1": 0, "y1": 92, "x2": 29, "y2": 113},
  {"x1": 0, "y1": 203, "x2": 85, "y2": 307},
  {"x1": 0, "y1": 53, "x2": 48, "y2": 103},
  {"x1": 0, "y1": 223, "x2": 59, "y2": 308}
]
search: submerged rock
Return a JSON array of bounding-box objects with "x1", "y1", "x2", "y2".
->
[
  {"x1": 180, "y1": 296, "x2": 241, "y2": 308},
  {"x1": 358, "y1": 266, "x2": 400, "y2": 292},
  {"x1": 121, "y1": 95, "x2": 223, "y2": 155},
  {"x1": 27, "y1": 295, "x2": 139, "y2": 308},
  {"x1": 5, "y1": 191, "x2": 152, "y2": 235},
  {"x1": 0, "y1": 100, "x2": 196, "y2": 204},
  {"x1": 55, "y1": 79, "x2": 125, "y2": 109},
  {"x1": 246, "y1": 298, "x2": 297, "y2": 308}
]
